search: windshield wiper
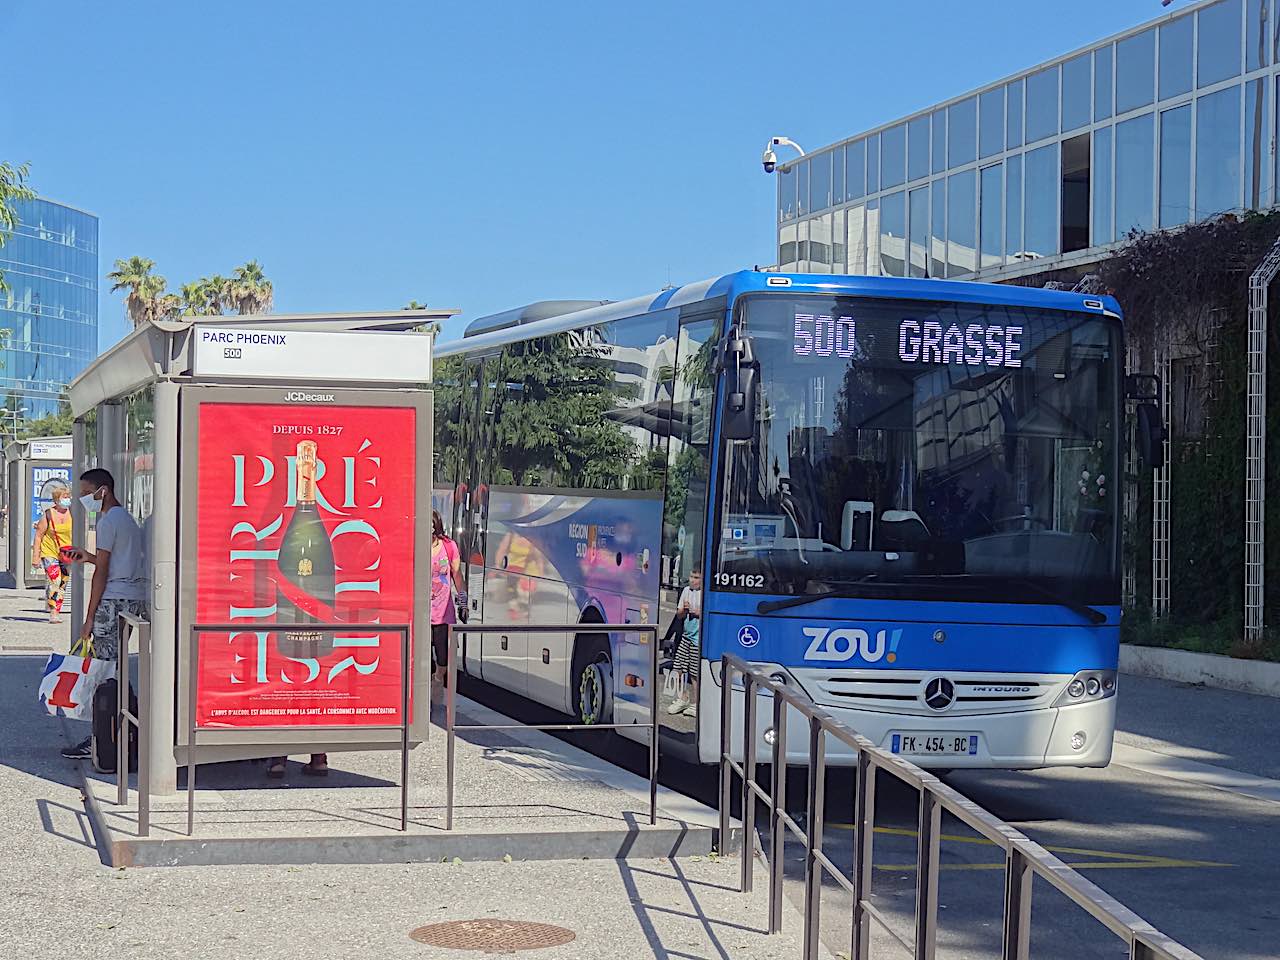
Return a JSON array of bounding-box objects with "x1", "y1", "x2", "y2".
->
[
  {"x1": 756, "y1": 577, "x2": 885, "y2": 614},
  {"x1": 755, "y1": 575, "x2": 1108, "y2": 624},
  {"x1": 1002, "y1": 577, "x2": 1107, "y2": 625}
]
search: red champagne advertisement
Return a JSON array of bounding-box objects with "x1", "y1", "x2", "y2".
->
[{"x1": 193, "y1": 403, "x2": 416, "y2": 728}]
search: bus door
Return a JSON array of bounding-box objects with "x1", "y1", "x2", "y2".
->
[
  {"x1": 457, "y1": 356, "x2": 495, "y2": 678},
  {"x1": 657, "y1": 314, "x2": 719, "y2": 750}
]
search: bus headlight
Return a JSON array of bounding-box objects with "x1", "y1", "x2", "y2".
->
[{"x1": 1054, "y1": 670, "x2": 1118, "y2": 707}]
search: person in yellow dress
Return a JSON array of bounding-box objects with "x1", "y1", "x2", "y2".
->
[{"x1": 31, "y1": 485, "x2": 73, "y2": 624}]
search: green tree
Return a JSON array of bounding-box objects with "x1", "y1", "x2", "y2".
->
[
  {"x1": 0, "y1": 161, "x2": 35, "y2": 295},
  {"x1": 228, "y1": 260, "x2": 273, "y2": 314},
  {"x1": 20, "y1": 392, "x2": 73, "y2": 439},
  {"x1": 489, "y1": 332, "x2": 637, "y2": 489},
  {"x1": 403, "y1": 300, "x2": 427, "y2": 310},
  {"x1": 108, "y1": 256, "x2": 169, "y2": 328}
]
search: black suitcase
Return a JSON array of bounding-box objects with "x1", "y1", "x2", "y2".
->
[{"x1": 90, "y1": 678, "x2": 138, "y2": 774}]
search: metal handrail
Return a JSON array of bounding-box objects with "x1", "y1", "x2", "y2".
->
[
  {"x1": 115, "y1": 611, "x2": 150, "y2": 837},
  {"x1": 188, "y1": 622, "x2": 412, "y2": 837},
  {"x1": 717, "y1": 653, "x2": 1203, "y2": 960},
  {"x1": 445, "y1": 622, "x2": 660, "y2": 830}
]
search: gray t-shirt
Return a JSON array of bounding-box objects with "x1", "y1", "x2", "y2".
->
[{"x1": 96, "y1": 504, "x2": 147, "y2": 601}]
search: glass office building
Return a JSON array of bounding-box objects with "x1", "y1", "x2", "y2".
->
[
  {"x1": 0, "y1": 198, "x2": 98, "y2": 419},
  {"x1": 778, "y1": 0, "x2": 1277, "y2": 280}
]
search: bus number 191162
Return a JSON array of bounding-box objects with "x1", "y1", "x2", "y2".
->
[{"x1": 715, "y1": 573, "x2": 765, "y2": 589}]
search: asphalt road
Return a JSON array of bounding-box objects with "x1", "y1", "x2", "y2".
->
[{"x1": 463, "y1": 672, "x2": 1280, "y2": 960}]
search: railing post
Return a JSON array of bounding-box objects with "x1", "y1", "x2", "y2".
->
[
  {"x1": 740, "y1": 671, "x2": 757, "y2": 895},
  {"x1": 137, "y1": 620, "x2": 150, "y2": 838},
  {"x1": 803, "y1": 716, "x2": 827, "y2": 960},
  {"x1": 647, "y1": 623, "x2": 658, "y2": 827},
  {"x1": 116, "y1": 615, "x2": 128, "y2": 806},
  {"x1": 399, "y1": 625, "x2": 410, "y2": 832},
  {"x1": 914, "y1": 787, "x2": 941, "y2": 960},
  {"x1": 1001, "y1": 846, "x2": 1033, "y2": 960},
  {"x1": 718, "y1": 657, "x2": 733, "y2": 856},
  {"x1": 768, "y1": 687, "x2": 788, "y2": 934},
  {"x1": 446, "y1": 623, "x2": 457, "y2": 832},
  {"x1": 851, "y1": 750, "x2": 876, "y2": 960}
]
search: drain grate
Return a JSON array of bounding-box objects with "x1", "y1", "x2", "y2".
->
[{"x1": 409, "y1": 919, "x2": 576, "y2": 953}]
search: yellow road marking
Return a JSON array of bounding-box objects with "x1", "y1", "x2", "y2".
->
[{"x1": 822, "y1": 824, "x2": 1231, "y2": 870}]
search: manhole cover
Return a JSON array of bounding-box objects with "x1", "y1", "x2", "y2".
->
[{"x1": 409, "y1": 919, "x2": 576, "y2": 953}]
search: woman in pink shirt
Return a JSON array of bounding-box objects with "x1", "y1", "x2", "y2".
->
[{"x1": 431, "y1": 511, "x2": 466, "y2": 689}]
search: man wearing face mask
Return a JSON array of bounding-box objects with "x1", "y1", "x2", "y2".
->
[{"x1": 60, "y1": 468, "x2": 147, "y2": 760}]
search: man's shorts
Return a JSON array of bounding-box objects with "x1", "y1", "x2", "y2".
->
[{"x1": 93, "y1": 598, "x2": 147, "y2": 661}]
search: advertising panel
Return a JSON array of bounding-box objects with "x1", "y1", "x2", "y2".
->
[
  {"x1": 193, "y1": 402, "x2": 416, "y2": 729},
  {"x1": 29, "y1": 464, "x2": 71, "y2": 579}
]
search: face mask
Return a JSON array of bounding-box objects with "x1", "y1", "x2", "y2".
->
[
  {"x1": 58, "y1": 498, "x2": 72, "y2": 508},
  {"x1": 79, "y1": 491, "x2": 102, "y2": 514}
]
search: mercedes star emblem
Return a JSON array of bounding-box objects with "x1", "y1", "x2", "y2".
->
[{"x1": 923, "y1": 677, "x2": 955, "y2": 711}]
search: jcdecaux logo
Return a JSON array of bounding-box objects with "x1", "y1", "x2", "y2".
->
[{"x1": 803, "y1": 627, "x2": 903, "y2": 664}]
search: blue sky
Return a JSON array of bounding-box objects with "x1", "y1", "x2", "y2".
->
[{"x1": 5, "y1": 0, "x2": 1170, "y2": 349}]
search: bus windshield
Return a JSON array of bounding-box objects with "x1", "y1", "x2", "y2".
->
[{"x1": 713, "y1": 294, "x2": 1122, "y2": 607}]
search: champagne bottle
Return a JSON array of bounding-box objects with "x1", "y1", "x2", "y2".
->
[{"x1": 276, "y1": 440, "x2": 336, "y2": 659}]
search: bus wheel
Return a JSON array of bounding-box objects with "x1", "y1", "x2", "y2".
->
[{"x1": 574, "y1": 643, "x2": 613, "y2": 726}]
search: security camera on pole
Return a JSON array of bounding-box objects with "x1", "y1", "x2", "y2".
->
[{"x1": 760, "y1": 136, "x2": 805, "y2": 174}]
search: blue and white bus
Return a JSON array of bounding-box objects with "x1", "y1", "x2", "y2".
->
[{"x1": 433, "y1": 271, "x2": 1158, "y2": 768}]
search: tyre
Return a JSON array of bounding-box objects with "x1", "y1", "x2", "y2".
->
[{"x1": 572, "y1": 639, "x2": 613, "y2": 726}]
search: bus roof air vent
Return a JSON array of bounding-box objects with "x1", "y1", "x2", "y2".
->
[{"x1": 463, "y1": 300, "x2": 611, "y2": 338}]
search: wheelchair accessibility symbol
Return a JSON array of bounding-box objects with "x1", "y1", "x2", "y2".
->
[{"x1": 737, "y1": 624, "x2": 761, "y2": 648}]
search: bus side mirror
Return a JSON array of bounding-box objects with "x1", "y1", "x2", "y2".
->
[
  {"x1": 1136, "y1": 403, "x2": 1165, "y2": 470},
  {"x1": 1126, "y1": 374, "x2": 1165, "y2": 470},
  {"x1": 719, "y1": 327, "x2": 759, "y2": 441},
  {"x1": 723, "y1": 366, "x2": 758, "y2": 440}
]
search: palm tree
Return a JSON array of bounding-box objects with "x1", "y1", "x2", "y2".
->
[
  {"x1": 228, "y1": 260, "x2": 273, "y2": 315},
  {"x1": 180, "y1": 281, "x2": 210, "y2": 316},
  {"x1": 205, "y1": 274, "x2": 230, "y2": 315},
  {"x1": 108, "y1": 256, "x2": 169, "y2": 328},
  {"x1": 153, "y1": 292, "x2": 183, "y2": 323}
]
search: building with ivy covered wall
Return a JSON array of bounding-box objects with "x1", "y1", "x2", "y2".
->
[
  {"x1": 778, "y1": 0, "x2": 1273, "y2": 280},
  {"x1": 774, "y1": 0, "x2": 1280, "y2": 652},
  {"x1": 0, "y1": 197, "x2": 99, "y2": 422}
]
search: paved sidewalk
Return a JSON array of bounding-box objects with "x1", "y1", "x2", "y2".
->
[{"x1": 0, "y1": 580, "x2": 829, "y2": 959}]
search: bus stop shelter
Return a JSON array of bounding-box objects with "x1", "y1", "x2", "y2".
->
[
  {"x1": 5, "y1": 435, "x2": 73, "y2": 589},
  {"x1": 66, "y1": 307, "x2": 455, "y2": 797}
]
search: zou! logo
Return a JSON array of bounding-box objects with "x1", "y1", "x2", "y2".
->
[{"x1": 803, "y1": 627, "x2": 903, "y2": 664}]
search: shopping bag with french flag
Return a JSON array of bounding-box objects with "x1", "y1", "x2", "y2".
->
[{"x1": 38, "y1": 651, "x2": 115, "y2": 721}]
